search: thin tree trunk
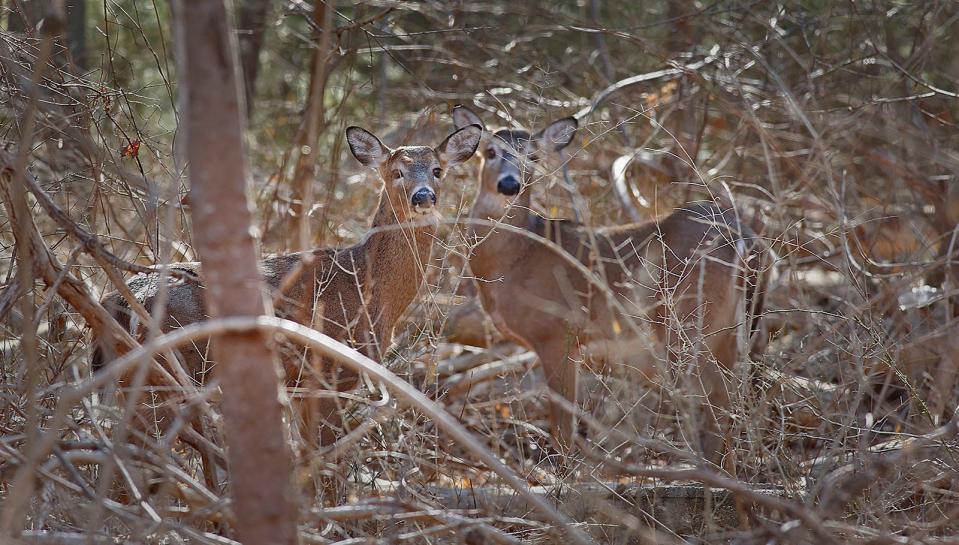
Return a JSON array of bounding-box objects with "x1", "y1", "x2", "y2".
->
[
  {"x1": 666, "y1": 0, "x2": 700, "y2": 202},
  {"x1": 64, "y1": 0, "x2": 84, "y2": 68},
  {"x1": 8, "y1": 0, "x2": 85, "y2": 69},
  {"x1": 666, "y1": 0, "x2": 694, "y2": 53},
  {"x1": 586, "y1": 0, "x2": 632, "y2": 221},
  {"x1": 287, "y1": 0, "x2": 335, "y2": 250},
  {"x1": 237, "y1": 0, "x2": 270, "y2": 115},
  {"x1": 0, "y1": 12, "x2": 52, "y2": 534},
  {"x1": 171, "y1": 2, "x2": 298, "y2": 545},
  {"x1": 7, "y1": 0, "x2": 42, "y2": 33}
]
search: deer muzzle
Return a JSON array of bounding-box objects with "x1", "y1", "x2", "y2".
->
[
  {"x1": 411, "y1": 187, "x2": 437, "y2": 212},
  {"x1": 496, "y1": 175, "x2": 521, "y2": 196}
]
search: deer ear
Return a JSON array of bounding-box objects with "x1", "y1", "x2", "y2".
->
[
  {"x1": 437, "y1": 124, "x2": 482, "y2": 166},
  {"x1": 534, "y1": 117, "x2": 578, "y2": 151},
  {"x1": 452, "y1": 105, "x2": 485, "y2": 131},
  {"x1": 346, "y1": 126, "x2": 389, "y2": 167}
]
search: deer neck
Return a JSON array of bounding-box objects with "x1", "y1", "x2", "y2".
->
[
  {"x1": 467, "y1": 188, "x2": 533, "y2": 280},
  {"x1": 362, "y1": 190, "x2": 436, "y2": 325},
  {"x1": 469, "y1": 185, "x2": 532, "y2": 230}
]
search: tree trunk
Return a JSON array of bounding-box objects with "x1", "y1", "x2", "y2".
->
[
  {"x1": 237, "y1": 0, "x2": 271, "y2": 115},
  {"x1": 287, "y1": 0, "x2": 335, "y2": 250},
  {"x1": 8, "y1": 0, "x2": 85, "y2": 69},
  {"x1": 64, "y1": 0, "x2": 84, "y2": 68},
  {"x1": 7, "y1": 0, "x2": 43, "y2": 33},
  {"x1": 666, "y1": 0, "x2": 701, "y2": 199},
  {"x1": 666, "y1": 0, "x2": 694, "y2": 54},
  {"x1": 170, "y1": 2, "x2": 298, "y2": 545}
]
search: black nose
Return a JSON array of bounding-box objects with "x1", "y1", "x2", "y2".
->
[
  {"x1": 497, "y1": 176, "x2": 521, "y2": 196},
  {"x1": 411, "y1": 187, "x2": 436, "y2": 207}
]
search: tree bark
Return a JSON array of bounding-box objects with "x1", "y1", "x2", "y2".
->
[
  {"x1": 7, "y1": 1, "x2": 83, "y2": 68},
  {"x1": 287, "y1": 0, "x2": 335, "y2": 250},
  {"x1": 171, "y1": 2, "x2": 298, "y2": 545},
  {"x1": 237, "y1": 0, "x2": 270, "y2": 115},
  {"x1": 64, "y1": 0, "x2": 84, "y2": 68},
  {"x1": 6, "y1": 0, "x2": 41, "y2": 33},
  {"x1": 666, "y1": 0, "x2": 694, "y2": 54}
]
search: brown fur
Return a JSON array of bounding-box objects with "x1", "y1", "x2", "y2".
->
[
  {"x1": 454, "y1": 107, "x2": 770, "y2": 467},
  {"x1": 93, "y1": 125, "x2": 481, "y2": 464}
]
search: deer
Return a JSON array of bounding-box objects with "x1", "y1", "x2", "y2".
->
[
  {"x1": 452, "y1": 106, "x2": 769, "y2": 469},
  {"x1": 92, "y1": 123, "x2": 483, "y2": 485}
]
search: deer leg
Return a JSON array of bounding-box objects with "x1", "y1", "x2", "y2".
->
[
  {"x1": 315, "y1": 395, "x2": 345, "y2": 449},
  {"x1": 309, "y1": 366, "x2": 360, "y2": 505},
  {"x1": 290, "y1": 392, "x2": 320, "y2": 501},
  {"x1": 286, "y1": 391, "x2": 342, "y2": 505},
  {"x1": 700, "y1": 331, "x2": 736, "y2": 474},
  {"x1": 671, "y1": 258, "x2": 740, "y2": 473},
  {"x1": 533, "y1": 334, "x2": 580, "y2": 452}
]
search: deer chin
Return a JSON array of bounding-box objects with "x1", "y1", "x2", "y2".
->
[
  {"x1": 472, "y1": 192, "x2": 514, "y2": 217},
  {"x1": 411, "y1": 206, "x2": 440, "y2": 226},
  {"x1": 497, "y1": 196, "x2": 524, "y2": 212}
]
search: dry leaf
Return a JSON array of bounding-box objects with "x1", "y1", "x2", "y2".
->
[{"x1": 121, "y1": 140, "x2": 141, "y2": 158}]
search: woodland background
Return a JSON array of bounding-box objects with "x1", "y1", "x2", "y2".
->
[{"x1": 1, "y1": 1, "x2": 959, "y2": 544}]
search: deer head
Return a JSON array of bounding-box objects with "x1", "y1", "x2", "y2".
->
[
  {"x1": 452, "y1": 106, "x2": 577, "y2": 214},
  {"x1": 346, "y1": 124, "x2": 482, "y2": 222}
]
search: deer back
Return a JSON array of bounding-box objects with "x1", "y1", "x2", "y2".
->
[{"x1": 469, "y1": 202, "x2": 757, "y2": 347}]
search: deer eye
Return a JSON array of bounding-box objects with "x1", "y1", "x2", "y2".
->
[
  {"x1": 485, "y1": 148, "x2": 496, "y2": 159},
  {"x1": 392, "y1": 169, "x2": 403, "y2": 179},
  {"x1": 433, "y1": 167, "x2": 442, "y2": 178}
]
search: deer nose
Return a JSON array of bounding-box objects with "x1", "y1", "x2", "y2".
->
[
  {"x1": 497, "y1": 176, "x2": 521, "y2": 196},
  {"x1": 411, "y1": 187, "x2": 436, "y2": 208}
]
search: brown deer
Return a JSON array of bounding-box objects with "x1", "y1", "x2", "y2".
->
[
  {"x1": 452, "y1": 106, "x2": 768, "y2": 467},
  {"x1": 93, "y1": 123, "x2": 482, "y2": 463}
]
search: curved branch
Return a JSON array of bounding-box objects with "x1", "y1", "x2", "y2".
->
[
  {"x1": 34, "y1": 316, "x2": 593, "y2": 545},
  {"x1": 574, "y1": 56, "x2": 717, "y2": 120}
]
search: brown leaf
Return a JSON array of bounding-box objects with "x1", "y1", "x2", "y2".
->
[{"x1": 121, "y1": 140, "x2": 141, "y2": 158}]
